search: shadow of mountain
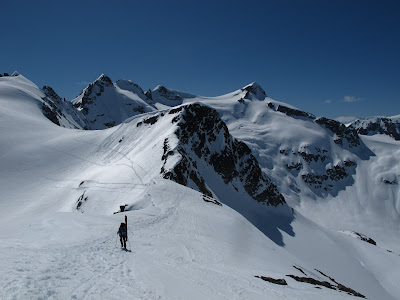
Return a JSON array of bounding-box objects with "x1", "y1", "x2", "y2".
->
[
  {"x1": 241, "y1": 205, "x2": 295, "y2": 247},
  {"x1": 210, "y1": 185, "x2": 295, "y2": 247}
]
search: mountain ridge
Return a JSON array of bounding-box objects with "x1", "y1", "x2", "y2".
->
[{"x1": 1, "y1": 72, "x2": 400, "y2": 299}]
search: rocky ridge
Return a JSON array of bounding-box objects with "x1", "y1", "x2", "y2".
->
[
  {"x1": 350, "y1": 116, "x2": 400, "y2": 141},
  {"x1": 41, "y1": 86, "x2": 86, "y2": 129},
  {"x1": 137, "y1": 103, "x2": 286, "y2": 206}
]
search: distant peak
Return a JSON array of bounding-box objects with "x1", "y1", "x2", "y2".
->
[
  {"x1": 244, "y1": 81, "x2": 261, "y2": 89},
  {"x1": 241, "y1": 82, "x2": 267, "y2": 100},
  {"x1": 153, "y1": 85, "x2": 167, "y2": 92},
  {"x1": 11, "y1": 71, "x2": 20, "y2": 76},
  {"x1": 152, "y1": 85, "x2": 183, "y2": 102},
  {"x1": 95, "y1": 73, "x2": 112, "y2": 84}
]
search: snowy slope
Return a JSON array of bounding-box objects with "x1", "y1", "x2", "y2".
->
[
  {"x1": 0, "y1": 74, "x2": 84, "y2": 129},
  {"x1": 143, "y1": 82, "x2": 400, "y2": 250},
  {"x1": 1, "y1": 75, "x2": 400, "y2": 299}
]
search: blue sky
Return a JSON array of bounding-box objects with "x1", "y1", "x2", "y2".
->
[{"x1": 1, "y1": 0, "x2": 399, "y2": 120}]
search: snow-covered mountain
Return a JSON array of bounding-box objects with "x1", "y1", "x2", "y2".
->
[
  {"x1": 350, "y1": 115, "x2": 400, "y2": 141},
  {"x1": 1, "y1": 73, "x2": 400, "y2": 299},
  {"x1": 71, "y1": 74, "x2": 156, "y2": 129}
]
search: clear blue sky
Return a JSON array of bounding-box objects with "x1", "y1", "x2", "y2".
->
[{"x1": 1, "y1": 0, "x2": 399, "y2": 121}]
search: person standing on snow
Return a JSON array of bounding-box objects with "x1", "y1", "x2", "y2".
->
[{"x1": 118, "y1": 221, "x2": 127, "y2": 249}]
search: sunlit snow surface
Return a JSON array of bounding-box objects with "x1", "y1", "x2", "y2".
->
[{"x1": 0, "y1": 75, "x2": 399, "y2": 299}]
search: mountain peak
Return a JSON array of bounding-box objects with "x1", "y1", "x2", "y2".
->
[
  {"x1": 94, "y1": 73, "x2": 113, "y2": 84},
  {"x1": 153, "y1": 85, "x2": 168, "y2": 92},
  {"x1": 11, "y1": 71, "x2": 20, "y2": 76},
  {"x1": 241, "y1": 82, "x2": 267, "y2": 100},
  {"x1": 151, "y1": 85, "x2": 183, "y2": 102}
]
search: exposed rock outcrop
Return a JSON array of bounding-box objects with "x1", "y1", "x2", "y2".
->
[
  {"x1": 276, "y1": 104, "x2": 316, "y2": 120},
  {"x1": 241, "y1": 82, "x2": 267, "y2": 100},
  {"x1": 160, "y1": 103, "x2": 285, "y2": 206},
  {"x1": 41, "y1": 86, "x2": 85, "y2": 129},
  {"x1": 73, "y1": 74, "x2": 113, "y2": 114},
  {"x1": 316, "y1": 117, "x2": 360, "y2": 148},
  {"x1": 350, "y1": 117, "x2": 400, "y2": 141}
]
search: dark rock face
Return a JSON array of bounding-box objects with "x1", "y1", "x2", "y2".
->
[
  {"x1": 353, "y1": 232, "x2": 377, "y2": 245},
  {"x1": 287, "y1": 274, "x2": 336, "y2": 290},
  {"x1": 268, "y1": 102, "x2": 315, "y2": 119},
  {"x1": 255, "y1": 276, "x2": 287, "y2": 285},
  {"x1": 326, "y1": 165, "x2": 349, "y2": 181},
  {"x1": 286, "y1": 273, "x2": 366, "y2": 298},
  {"x1": 145, "y1": 89, "x2": 152, "y2": 100},
  {"x1": 203, "y1": 195, "x2": 222, "y2": 206},
  {"x1": 41, "y1": 86, "x2": 62, "y2": 125},
  {"x1": 73, "y1": 74, "x2": 113, "y2": 112},
  {"x1": 279, "y1": 144, "x2": 356, "y2": 193},
  {"x1": 383, "y1": 179, "x2": 397, "y2": 185},
  {"x1": 316, "y1": 117, "x2": 360, "y2": 148},
  {"x1": 302, "y1": 173, "x2": 330, "y2": 189},
  {"x1": 154, "y1": 85, "x2": 182, "y2": 101},
  {"x1": 41, "y1": 102, "x2": 61, "y2": 126},
  {"x1": 76, "y1": 191, "x2": 88, "y2": 211},
  {"x1": 137, "y1": 115, "x2": 160, "y2": 127},
  {"x1": 160, "y1": 103, "x2": 285, "y2": 206},
  {"x1": 43, "y1": 86, "x2": 63, "y2": 104},
  {"x1": 241, "y1": 82, "x2": 267, "y2": 100},
  {"x1": 40, "y1": 86, "x2": 66, "y2": 126},
  {"x1": 300, "y1": 162, "x2": 355, "y2": 192},
  {"x1": 276, "y1": 104, "x2": 316, "y2": 120},
  {"x1": 285, "y1": 162, "x2": 302, "y2": 171},
  {"x1": 350, "y1": 117, "x2": 400, "y2": 141},
  {"x1": 40, "y1": 86, "x2": 86, "y2": 129}
]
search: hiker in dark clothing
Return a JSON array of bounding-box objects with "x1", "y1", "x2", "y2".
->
[{"x1": 118, "y1": 222, "x2": 127, "y2": 249}]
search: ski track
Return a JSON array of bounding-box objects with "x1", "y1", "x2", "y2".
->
[
  {"x1": 0, "y1": 186, "x2": 207, "y2": 300},
  {"x1": 72, "y1": 136, "x2": 146, "y2": 185}
]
